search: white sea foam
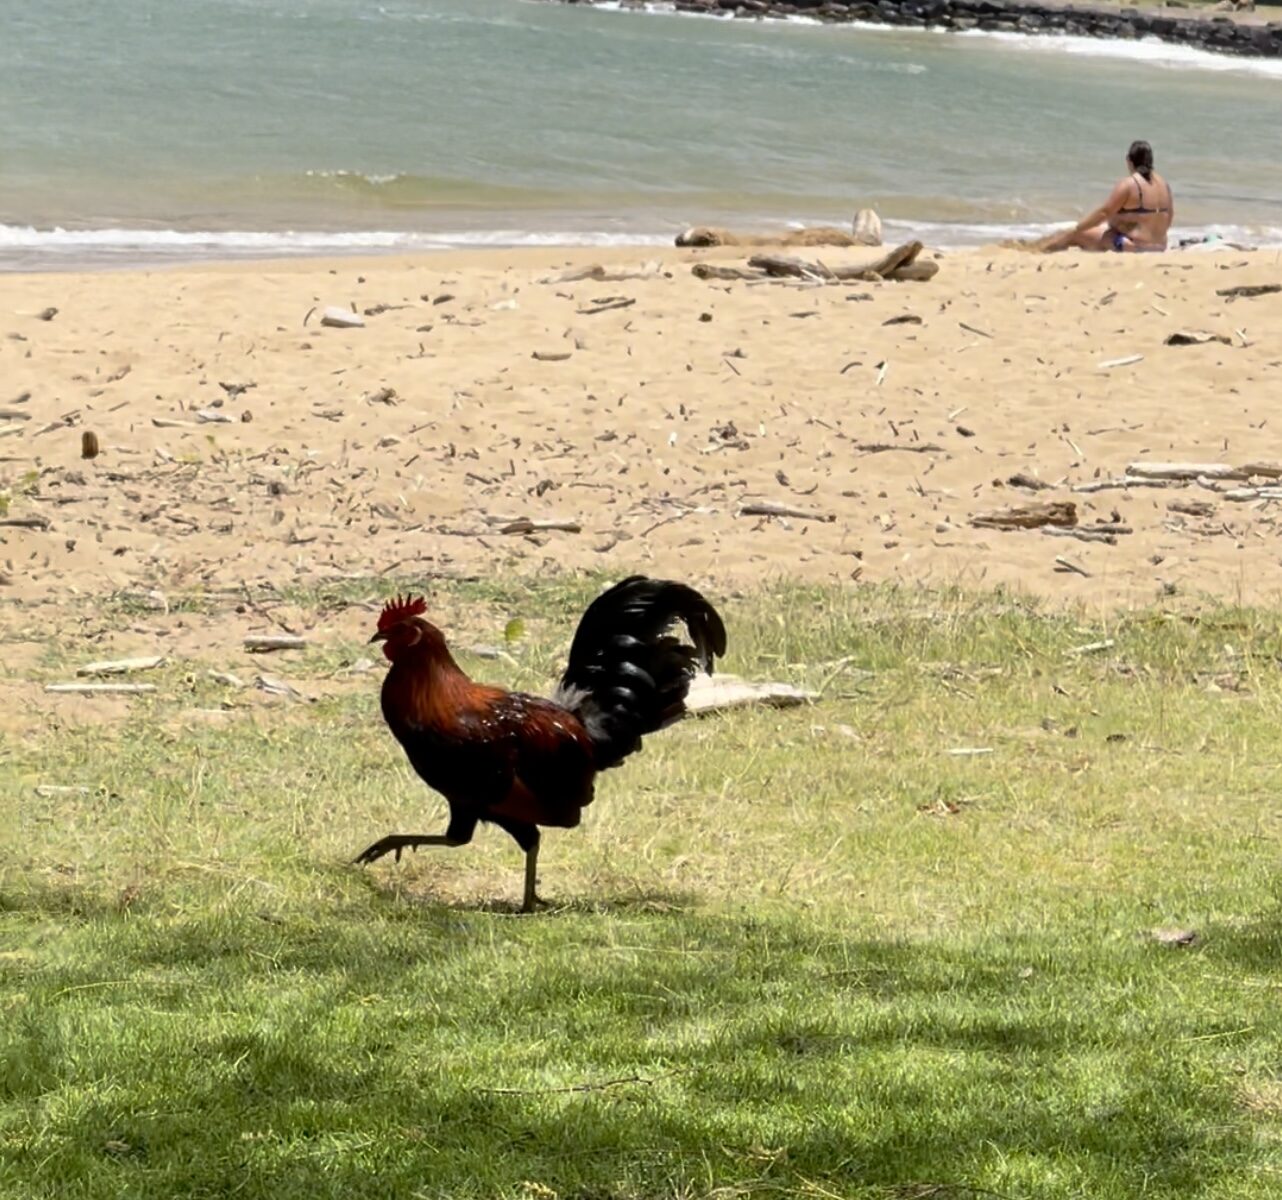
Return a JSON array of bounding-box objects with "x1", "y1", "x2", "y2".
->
[
  {"x1": 584, "y1": 0, "x2": 1282, "y2": 78},
  {"x1": 0, "y1": 223, "x2": 672, "y2": 269},
  {"x1": 1, "y1": 220, "x2": 1276, "y2": 270},
  {"x1": 952, "y1": 28, "x2": 1282, "y2": 78}
]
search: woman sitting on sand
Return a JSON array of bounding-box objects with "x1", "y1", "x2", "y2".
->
[{"x1": 1041, "y1": 141, "x2": 1173, "y2": 253}]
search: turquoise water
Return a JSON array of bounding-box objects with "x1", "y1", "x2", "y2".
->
[{"x1": 2, "y1": 0, "x2": 1280, "y2": 264}]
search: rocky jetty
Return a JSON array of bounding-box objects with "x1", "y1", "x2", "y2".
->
[{"x1": 560, "y1": 0, "x2": 1282, "y2": 59}]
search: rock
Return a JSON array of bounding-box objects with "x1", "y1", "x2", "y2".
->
[{"x1": 319, "y1": 306, "x2": 365, "y2": 329}]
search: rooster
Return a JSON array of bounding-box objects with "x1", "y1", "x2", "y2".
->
[{"x1": 354, "y1": 575, "x2": 727, "y2": 911}]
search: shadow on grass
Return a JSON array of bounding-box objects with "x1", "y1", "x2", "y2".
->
[
  {"x1": 0, "y1": 887, "x2": 1267, "y2": 1200},
  {"x1": 1205, "y1": 877, "x2": 1282, "y2": 973}
]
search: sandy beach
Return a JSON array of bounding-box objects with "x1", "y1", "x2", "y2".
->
[{"x1": 2, "y1": 242, "x2": 1281, "y2": 633}]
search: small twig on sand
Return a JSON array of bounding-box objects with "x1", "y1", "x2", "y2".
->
[{"x1": 577, "y1": 297, "x2": 636, "y2": 316}]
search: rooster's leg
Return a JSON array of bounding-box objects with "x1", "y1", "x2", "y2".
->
[
  {"x1": 352, "y1": 813, "x2": 477, "y2": 867},
  {"x1": 522, "y1": 836, "x2": 543, "y2": 914},
  {"x1": 491, "y1": 817, "x2": 545, "y2": 913}
]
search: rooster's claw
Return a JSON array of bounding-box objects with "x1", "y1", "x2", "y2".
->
[{"x1": 352, "y1": 833, "x2": 459, "y2": 867}]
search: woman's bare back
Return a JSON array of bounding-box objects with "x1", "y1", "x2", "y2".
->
[{"x1": 1109, "y1": 171, "x2": 1172, "y2": 248}]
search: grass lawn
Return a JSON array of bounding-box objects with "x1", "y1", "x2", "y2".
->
[{"x1": 3, "y1": 577, "x2": 1282, "y2": 1199}]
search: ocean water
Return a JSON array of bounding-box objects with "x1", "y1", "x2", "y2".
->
[{"x1": 2, "y1": 0, "x2": 1280, "y2": 266}]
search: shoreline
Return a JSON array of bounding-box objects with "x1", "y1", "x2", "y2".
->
[
  {"x1": 1, "y1": 220, "x2": 1276, "y2": 276},
  {"x1": 3, "y1": 242, "x2": 1282, "y2": 617},
  {"x1": 570, "y1": 0, "x2": 1282, "y2": 58}
]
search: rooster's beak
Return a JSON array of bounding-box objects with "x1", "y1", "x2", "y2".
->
[{"x1": 368, "y1": 631, "x2": 388, "y2": 644}]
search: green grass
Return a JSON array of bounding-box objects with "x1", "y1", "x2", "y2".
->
[{"x1": 4, "y1": 579, "x2": 1282, "y2": 1199}]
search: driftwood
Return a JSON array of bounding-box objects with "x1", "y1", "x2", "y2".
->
[
  {"x1": 244, "y1": 635, "x2": 307, "y2": 652},
  {"x1": 1054, "y1": 555, "x2": 1091, "y2": 577},
  {"x1": 1041, "y1": 525, "x2": 1129, "y2": 545},
  {"x1": 45, "y1": 682, "x2": 157, "y2": 696},
  {"x1": 677, "y1": 225, "x2": 861, "y2": 249},
  {"x1": 1216, "y1": 283, "x2": 1280, "y2": 299},
  {"x1": 495, "y1": 517, "x2": 582, "y2": 535},
  {"x1": 1222, "y1": 487, "x2": 1282, "y2": 502},
  {"x1": 1126, "y1": 462, "x2": 1249, "y2": 482},
  {"x1": 577, "y1": 297, "x2": 636, "y2": 316},
  {"x1": 692, "y1": 263, "x2": 766, "y2": 282},
  {"x1": 1165, "y1": 330, "x2": 1232, "y2": 347},
  {"x1": 1168, "y1": 499, "x2": 1216, "y2": 517},
  {"x1": 739, "y1": 501, "x2": 836, "y2": 523},
  {"x1": 854, "y1": 442, "x2": 943, "y2": 455},
  {"x1": 539, "y1": 264, "x2": 661, "y2": 284},
  {"x1": 685, "y1": 673, "x2": 818, "y2": 714},
  {"x1": 532, "y1": 351, "x2": 572, "y2": 363},
  {"x1": 77, "y1": 655, "x2": 166, "y2": 677},
  {"x1": 1073, "y1": 477, "x2": 1173, "y2": 494},
  {"x1": 748, "y1": 241, "x2": 933, "y2": 284},
  {"x1": 971, "y1": 500, "x2": 1077, "y2": 530},
  {"x1": 0, "y1": 515, "x2": 51, "y2": 530}
]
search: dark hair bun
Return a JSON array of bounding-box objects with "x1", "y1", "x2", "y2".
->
[{"x1": 1128, "y1": 140, "x2": 1154, "y2": 182}]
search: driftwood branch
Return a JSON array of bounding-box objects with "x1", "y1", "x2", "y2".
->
[
  {"x1": 1216, "y1": 283, "x2": 1280, "y2": 299},
  {"x1": 1168, "y1": 499, "x2": 1215, "y2": 517},
  {"x1": 45, "y1": 683, "x2": 157, "y2": 696},
  {"x1": 0, "y1": 515, "x2": 51, "y2": 530},
  {"x1": 1041, "y1": 525, "x2": 1129, "y2": 545},
  {"x1": 77, "y1": 655, "x2": 166, "y2": 677},
  {"x1": 1222, "y1": 487, "x2": 1282, "y2": 502},
  {"x1": 747, "y1": 241, "x2": 936, "y2": 284},
  {"x1": 244, "y1": 635, "x2": 308, "y2": 653},
  {"x1": 1125, "y1": 462, "x2": 1249, "y2": 482},
  {"x1": 1073, "y1": 477, "x2": 1174, "y2": 494},
  {"x1": 577, "y1": 297, "x2": 636, "y2": 316},
  {"x1": 692, "y1": 263, "x2": 766, "y2": 282},
  {"x1": 739, "y1": 501, "x2": 836, "y2": 523},
  {"x1": 1053, "y1": 555, "x2": 1091, "y2": 577},
  {"x1": 492, "y1": 517, "x2": 582, "y2": 534},
  {"x1": 854, "y1": 442, "x2": 944, "y2": 455},
  {"x1": 971, "y1": 501, "x2": 1076, "y2": 530}
]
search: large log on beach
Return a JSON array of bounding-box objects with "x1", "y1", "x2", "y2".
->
[{"x1": 747, "y1": 241, "x2": 936, "y2": 283}]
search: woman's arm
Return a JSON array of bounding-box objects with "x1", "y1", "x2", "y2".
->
[{"x1": 1072, "y1": 180, "x2": 1130, "y2": 234}]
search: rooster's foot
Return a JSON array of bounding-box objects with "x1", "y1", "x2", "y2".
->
[{"x1": 352, "y1": 833, "x2": 458, "y2": 866}]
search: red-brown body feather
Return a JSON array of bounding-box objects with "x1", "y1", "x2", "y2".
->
[{"x1": 378, "y1": 626, "x2": 597, "y2": 833}]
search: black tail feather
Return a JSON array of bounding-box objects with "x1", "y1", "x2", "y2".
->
[{"x1": 554, "y1": 576, "x2": 727, "y2": 769}]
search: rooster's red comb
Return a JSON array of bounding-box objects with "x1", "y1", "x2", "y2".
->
[{"x1": 377, "y1": 593, "x2": 428, "y2": 633}]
